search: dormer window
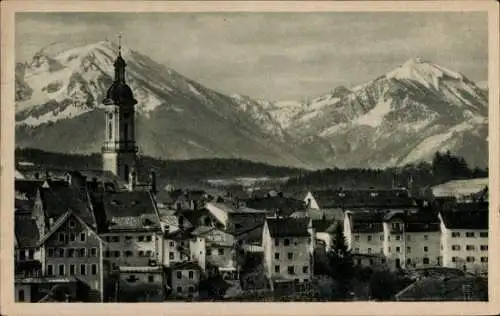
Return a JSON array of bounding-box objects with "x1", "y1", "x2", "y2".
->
[{"x1": 370, "y1": 192, "x2": 378, "y2": 197}]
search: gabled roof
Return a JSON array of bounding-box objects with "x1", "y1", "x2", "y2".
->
[
  {"x1": 39, "y1": 185, "x2": 96, "y2": 228},
  {"x1": 101, "y1": 191, "x2": 161, "y2": 231},
  {"x1": 309, "y1": 188, "x2": 415, "y2": 209},
  {"x1": 38, "y1": 211, "x2": 102, "y2": 246},
  {"x1": 15, "y1": 217, "x2": 40, "y2": 248},
  {"x1": 440, "y1": 204, "x2": 488, "y2": 230},
  {"x1": 245, "y1": 196, "x2": 305, "y2": 217},
  {"x1": 347, "y1": 211, "x2": 385, "y2": 233},
  {"x1": 206, "y1": 202, "x2": 268, "y2": 214},
  {"x1": 383, "y1": 210, "x2": 440, "y2": 232},
  {"x1": 265, "y1": 217, "x2": 310, "y2": 238}
]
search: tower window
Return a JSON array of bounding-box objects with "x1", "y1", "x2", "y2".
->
[
  {"x1": 124, "y1": 165, "x2": 129, "y2": 182},
  {"x1": 108, "y1": 122, "x2": 112, "y2": 140},
  {"x1": 124, "y1": 123, "x2": 128, "y2": 141}
]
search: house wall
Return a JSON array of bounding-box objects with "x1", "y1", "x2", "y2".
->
[
  {"x1": 102, "y1": 231, "x2": 161, "y2": 268},
  {"x1": 171, "y1": 269, "x2": 200, "y2": 298},
  {"x1": 350, "y1": 232, "x2": 384, "y2": 255},
  {"x1": 14, "y1": 284, "x2": 32, "y2": 302},
  {"x1": 265, "y1": 234, "x2": 312, "y2": 283},
  {"x1": 189, "y1": 238, "x2": 206, "y2": 272},
  {"x1": 119, "y1": 271, "x2": 163, "y2": 286},
  {"x1": 440, "y1": 227, "x2": 488, "y2": 273},
  {"x1": 163, "y1": 238, "x2": 190, "y2": 267},
  {"x1": 205, "y1": 204, "x2": 230, "y2": 226},
  {"x1": 44, "y1": 216, "x2": 102, "y2": 301}
]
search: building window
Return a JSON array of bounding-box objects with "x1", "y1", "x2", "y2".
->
[
  {"x1": 146, "y1": 250, "x2": 153, "y2": 257},
  {"x1": 189, "y1": 271, "x2": 194, "y2": 279},
  {"x1": 396, "y1": 247, "x2": 400, "y2": 253},
  {"x1": 275, "y1": 239, "x2": 279, "y2": 246},
  {"x1": 424, "y1": 246, "x2": 428, "y2": 252},
  {"x1": 138, "y1": 236, "x2": 144, "y2": 242},
  {"x1": 90, "y1": 248, "x2": 97, "y2": 257},
  {"x1": 176, "y1": 287, "x2": 182, "y2": 293},
  {"x1": 69, "y1": 233, "x2": 76, "y2": 242},
  {"x1": 287, "y1": 252, "x2": 293, "y2": 260},
  {"x1": 125, "y1": 251, "x2": 133, "y2": 257},
  {"x1": 452, "y1": 232, "x2": 460, "y2": 238},
  {"x1": 148, "y1": 275, "x2": 155, "y2": 283},
  {"x1": 388, "y1": 247, "x2": 391, "y2": 253},
  {"x1": 303, "y1": 266, "x2": 309, "y2": 273},
  {"x1": 112, "y1": 236, "x2": 120, "y2": 242},
  {"x1": 58, "y1": 233, "x2": 66, "y2": 243},
  {"x1": 78, "y1": 248, "x2": 86, "y2": 257},
  {"x1": 69, "y1": 264, "x2": 76, "y2": 276},
  {"x1": 354, "y1": 235, "x2": 360, "y2": 242},
  {"x1": 423, "y1": 258, "x2": 429, "y2": 265},
  {"x1": 169, "y1": 252, "x2": 175, "y2": 260},
  {"x1": 58, "y1": 248, "x2": 65, "y2": 257},
  {"x1": 47, "y1": 264, "x2": 54, "y2": 276},
  {"x1": 114, "y1": 251, "x2": 120, "y2": 257},
  {"x1": 481, "y1": 257, "x2": 488, "y2": 263},
  {"x1": 480, "y1": 245, "x2": 488, "y2": 251},
  {"x1": 367, "y1": 235, "x2": 372, "y2": 242},
  {"x1": 452, "y1": 257, "x2": 457, "y2": 263},
  {"x1": 80, "y1": 233, "x2": 86, "y2": 242},
  {"x1": 108, "y1": 121, "x2": 113, "y2": 140},
  {"x1": 207, "y1": 249, "x2": 212, "y2": 256},
  {"x1": 407, "y1": 247, "x2": 411, "y2": 253},
  {"x1": 275, "y1": 265, "x2": 280, "y2": 273},
  {"x1": 146, "y1": 235, "x2": 152, "y2": 242},
  {"x1": 466, "y1": 245, "x2": 475, "y2": 251},
  {"x1": 407, "y1": 235, "x2": 411, "y2": 241},
  {"x1": 80, "y1": 264, "x2": 87, "y2": 275},
  {"x1": 452, "y1": 245, "x2": 461, "y2": 251},
  {"x1": 177, "y1": 271, "x2": 182, "y2": 279},
  {"x1": 380, "y1": 235, "x2": 384, "y2": 241},
  {"x1": 388, "y1": 236, "x2": 391, "y2": 241},
  {"x1": 466, "y1": 256, "x2": 475, "y2": 262},
  {"x1": 48, "y1": 248, "x2": 54, "y2": 258},
  {"x1": 466, "y1": 232, "x2": 475, "y2": 238},
  {"x1": 124, "y1": 123, "x2": 128, "y2": 141},
  {"x1": 67, "y1": 248, "x2": 75, "y2": 257},
  {"x1": 284, "y1": 239, "x2": 290, "y2": 246},
  {"x1": 287, "y1": 266, "x2": 295, "y2": 275},
  {"x1": 218, "y1": 248, "x2": 224, "y2": 255},
  {"x1": 169, "y1": 241, "x2": 175, "y2": 247},
  {"x1": 367, "y1": 248, "x2": 372, "y2": 254},
  {"x1": 28, "y1": 249, "x2": 34, "y2": 259},
  {"x1": 58, "y1": 264, "x2": 65, "y2": 276},
  {"x1": 480, "y1": 232, "x2": 488, "y2": 238},
  {"x1": 91, "y1": 264, "x2": 97, "y2": 275},
  {"x1": 424, "y1": 235, "x2": 428, "y2": 241},
  {"x1": 19, "y1": 250, "x2": 26, "y2": 260},
  {"x1": 138, "y1": 251, "x2": 145, "y2": 257},
  {"x1": 275, "y1": 252, "x2": 279, "y2": 260},
  {"x1": 104, "y1": 250, "x2": 110, "y2": 257},
  {"x1": 396, "y1": 235, "x2": 401, "y2": 241},
  {"x1": 188, "y1": 286, "x2": 194, "y2": 293}
]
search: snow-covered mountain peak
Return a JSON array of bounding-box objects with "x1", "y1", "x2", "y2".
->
[{"x1": 386, "y1": 58, "x2": 464, "y2": 89}]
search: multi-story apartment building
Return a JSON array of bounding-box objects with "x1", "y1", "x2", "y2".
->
[
  {"x1": 169, "y1": 262, "x2": 202, "y2": 299},
  {"x1": 344, "y1": 211, "x2": 385, "y2": 256},
  {"x1": 262, "y1": 217, "x2": 313, "y2": 285},
  {"x1": 439, "y1": 202, "x2": 488, "y2": 274},
  {"x1": 383, "y1": 211, "x2": 441, "y2": 269},
  {"x1": 98, "y1": 191, "x2": 163, "y2": 270}
]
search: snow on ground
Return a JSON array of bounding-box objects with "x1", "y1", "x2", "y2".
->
[
  {"x1": 19, "y1": 104, "x2": 92, "y2": 127},
  {"x1": 354, "y1": 98, "x2": 392, "y2": 127},
  {"x1": 432, "y1": 178, "x2": 488, "y2": 197},
  {"x1": 188, "y1": 83, "x2": 203, "y2": 98}
]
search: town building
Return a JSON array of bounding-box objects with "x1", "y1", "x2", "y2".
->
[
  {"x1": 439, "y1": 202, "x2": 489, "y2": 274},
  {"x1": 262, "y1": 217, "x2": 313, "y2": 286},
  {"x1": 344, "y1": 211, "x2": 385, "y2": 257},
  {"x1": 117, "y1": 266, "x2": 166, "y2": 302},
  {"x1": 169, "y1": 262, "x2": 202, "y2": 299}
]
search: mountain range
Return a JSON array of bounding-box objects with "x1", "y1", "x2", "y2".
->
[{"x1": 15, "y1": 41, "x2": 488, "y2": 169}]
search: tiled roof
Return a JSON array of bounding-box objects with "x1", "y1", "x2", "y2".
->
[
  {"x1": 440, "y1": 208, "x2": 488, "y2": 230},
  {"x1": 266, "y1": 217, "x2": 310, "y2": 238},
  {"x1": 15, "y1": 217, "x2": 40, "y2": 248},
  {"x1": 101, "y1": 191, "x2": 161, "y2": 231},
  {"x1": 310, "y1": 188, "x2": 415, "y2": 209},
  {"x1": 384, "y1": 210, "x2": 440, "y2": 232},
  {"x1": 39, "y1": 185, "x2": 96, "y2": 228},
  {"x1": 165, "y1": 229, "x2": 194, "y2": 240},
  {"x1": 170, "y1": 261, "x2": 201, "y2": 271},
  {"x1": 207, "y1": 202, "x2": 268, "y2": 214},
  {"x1": 245, "y1": 196, "x2": 305, "y2": 216},
  {"x1": 348, "y1": 211, "x2": 385, "y2": 233},
  {"x1": 311, "y1": 219, "x2": 336, "y2": 233}
]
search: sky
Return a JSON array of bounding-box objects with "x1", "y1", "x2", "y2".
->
[{"x1": 16, "y1": 12, "x2": 488, "y2": 101}]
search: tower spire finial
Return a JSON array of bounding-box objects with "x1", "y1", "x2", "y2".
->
[{"x1": 118, "y1": 33, "x2": 122, "y2": 55}]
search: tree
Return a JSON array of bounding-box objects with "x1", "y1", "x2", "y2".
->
[
  {"x1": 369, "y1": 269, "x2": 396, "y2": 301},
  {"x1": 326, "y1": 222, "x2": 354, "y2": 299}
]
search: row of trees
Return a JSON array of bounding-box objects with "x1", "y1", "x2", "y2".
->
[{"x1": 285, "y1": 151, "x2": 487, "y2": 191}]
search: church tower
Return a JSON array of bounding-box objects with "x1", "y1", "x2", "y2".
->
[{"x1": 102, "y1": 37, "x2": 138, "y2": 182}]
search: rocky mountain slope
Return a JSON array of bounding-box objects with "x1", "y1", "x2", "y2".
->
[{"x1": 15, "y1": 42, "x2": 488, "y2": 169}]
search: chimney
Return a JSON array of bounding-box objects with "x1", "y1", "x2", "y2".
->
[{"x1": 150, "y1": 171, "x2": 157, "y2": 194}]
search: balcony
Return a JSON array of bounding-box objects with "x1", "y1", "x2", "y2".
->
[{"x1": 102, "y1": 141, "x2": 138, "y2": 153}]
